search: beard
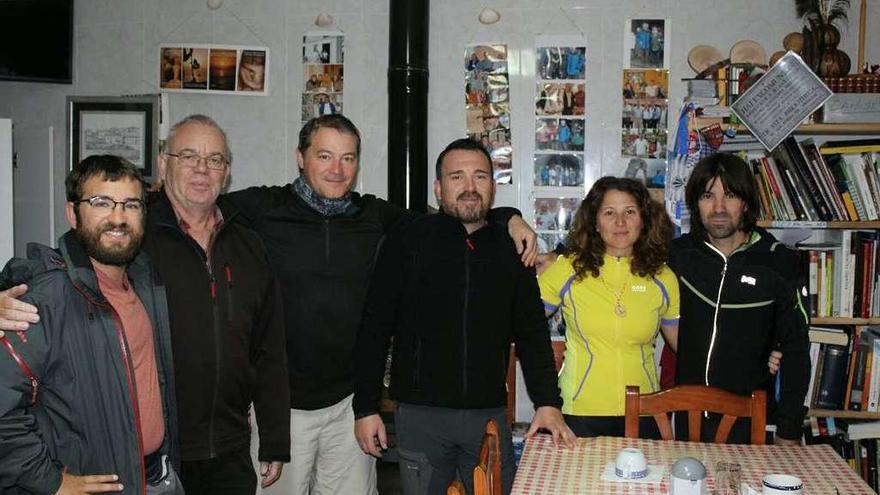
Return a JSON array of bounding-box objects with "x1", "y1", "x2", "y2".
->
[
  {"x1": 448, "y1": 191, "x2": 490, "y2": 224},
  {"x1": 702, "y1": 213, "x2": 741, "y2": 240},
  {"x1": 75, "y1": 220, "x2": 144, "y2": 266}
]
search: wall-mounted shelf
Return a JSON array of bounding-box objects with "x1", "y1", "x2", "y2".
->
[
  {"x1": 757, "y1": 221, "x2": 880, "y2": 229},
  {"x1": 809, "y1": 408, "x2": 880, "y2": 419},
  {"x1": 811, "y1": 317, "x2": 880, "y2": 325}
]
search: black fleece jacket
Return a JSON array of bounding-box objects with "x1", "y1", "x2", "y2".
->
[
  {"x1": 145, "y1": 191, "x2": 289, "y2": 462},
  {"x1": 353, "y1": 212, "x2": 562, "y2": 415},
  {"x1": 669, "y1": 227, "x2": 810, "y2": 439},
  {"x1": 220, "y1": 186, "x2": 521, "y2": 411}
]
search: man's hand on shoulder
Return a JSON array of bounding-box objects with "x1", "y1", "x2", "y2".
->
[
  {"x1": 508, "y1": 215, "x2": 537, "y2": 266},
  {"x1": 0, "y1": 284, "x2": 38, "y2": 332},
  {"x1": 354, "y1": 414, "x2": 387, "y2": 458},
  {"x1": 527, "y1": 406, "x2": 576, "y2": 449},
  {"x1": 535, "y1": 253, "x2": 558, "y2": 276},
  {"x1": 56, "y1": 472, "x2": 123, "y2": 494}
]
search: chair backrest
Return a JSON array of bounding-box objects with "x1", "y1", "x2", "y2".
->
[
  {"x1": 624, "y1": 385, "x2": 767, "y2": 445},
  {"x1": 505, "y1": 341, "x2": 565, "y2": 425},
  {"x1": 446, "y1": 479, "x2": 466, "y2": 495},
  {"x1": 473, "y1": 418, "x2": 503, "y2": 495}
]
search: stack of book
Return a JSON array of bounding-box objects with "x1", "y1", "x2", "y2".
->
[
  {"x1": 798, "y1": 232, "x2": 880, "y2": 318},
  {"x1": 749, "y1": 138, "x2": 880, "y2": 222},
  {"x1": 807, "y1": 326, "x2": 880, "y2": 412}
]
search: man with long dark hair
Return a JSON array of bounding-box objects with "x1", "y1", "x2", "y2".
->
[{"x1": 669, "y1": 153, "x2": 810, "y2": 445}]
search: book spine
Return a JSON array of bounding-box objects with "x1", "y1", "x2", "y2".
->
[
  {"x1": 787, "y1": 137, "x2": 833, "y2": 220},
  {"x1": 809, "y1": 250, "x2": 819, "y2": 316},
  {"x1": 816, "y1": 343, "x2": 851, "y2": 409}
]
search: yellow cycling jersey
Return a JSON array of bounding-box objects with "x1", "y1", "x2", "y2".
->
[{"x1": 539, "y1": 254, "x2": 680, "y2": 416}]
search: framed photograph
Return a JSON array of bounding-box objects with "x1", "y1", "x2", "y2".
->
[
  {"x1": 67, "y1": 95, "x2": 159, "y2": 178},
  {"x1": 160, "y1": 44, "x2": 269, "y2": 96}
]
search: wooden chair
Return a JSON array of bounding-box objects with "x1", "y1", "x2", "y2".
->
[
  {"x1": 505, "y1": 341, "x2": 566, "y2": 425},
  {"x1": 473, "y1": 418, "x2": 503, "y2": 495},
  {"x1": 446, "y1": 479, "x2": 466, "y2": 495},
  {"x1": 624, "y1": 385, "x2": 767, "y2": 445}
]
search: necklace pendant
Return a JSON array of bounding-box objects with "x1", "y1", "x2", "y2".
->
[{"x1": 614, "y1": 303, "x2": 627, "y2": 317}]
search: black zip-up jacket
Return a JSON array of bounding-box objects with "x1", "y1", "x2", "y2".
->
[
  {"x1": 145, "y1": 191, "x2": 289, "y2": 462},
  {"x1": 352, "y1": 213, "x2": 563, "y2": 415},
  {"x1": 0, "y1": 232, "x2": 179, "y2": 494},
  {"x1": 220, "y1": 187, "x2": 406, "y2": 410},
  {"x1": 220, "y1": 186, "x2": 521, "y2": 411},
  {"x1": 668, "y1": 227, "x2": 810, "y2": 439}
]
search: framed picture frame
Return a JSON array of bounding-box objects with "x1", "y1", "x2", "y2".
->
[
  {"x1": 67, "y1": 95, "x2": 159, "y2": 178},
  {"x1": 159, "y1": 44, "x2": 269, "y2": 96}
]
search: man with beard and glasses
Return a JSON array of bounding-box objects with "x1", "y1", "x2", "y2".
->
[
  {"x1": 667, "y1": 153, "x2": 810, "y2": 445},
  {"x1": 352, "y1": 138, "x2": 574, "y2": 495},
  {"x1": 0, "y1": 155, "x2": 183, "y2": 494},
  {"x1": 0, "y1": 115, "x2": 290, "y2": 495}
]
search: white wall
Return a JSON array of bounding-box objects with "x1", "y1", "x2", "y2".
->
[{"x1": 0, "y1": 0, "x2": 877, "y2": 229}]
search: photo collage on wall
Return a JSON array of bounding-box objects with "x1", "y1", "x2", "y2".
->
[
  {"x1": 160, "y1": 45, "x2": 268, "y2": 95},
  {"x1": 532, "y1": 39, "x2": 587, "y2": 294},
  {"x1": 620, "y1": 19, "x2": 669, "y2": 190},
  {"x1": 465, "y1": 44, "x2": 512, "y2": 184},
  {"x1": 302, "y1": 34, "x2": 344, "y2": 126}
]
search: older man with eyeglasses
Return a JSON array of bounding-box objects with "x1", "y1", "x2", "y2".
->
[{"x1": 0, "y1": 115, "x2": 291, "y2": 495}]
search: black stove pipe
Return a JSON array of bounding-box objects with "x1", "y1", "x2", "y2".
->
[{"x1": 387, "y1": 0, "x2": 429, "y2": 211}]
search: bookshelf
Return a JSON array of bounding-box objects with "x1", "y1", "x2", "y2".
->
[
  {"x1": 810, "y1": 408, "x2": 880, "y2": 419},
  {"x1": 737, "y1": 127, "x2": 880, "y2": 435},
  {"x1": 758, "y1": 221, "x2": 880, "y2": 229}
]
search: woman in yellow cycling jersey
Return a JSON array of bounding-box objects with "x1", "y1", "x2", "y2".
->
[{"x1": 539, "y1": 177, "x2": 679, "y2": 437}]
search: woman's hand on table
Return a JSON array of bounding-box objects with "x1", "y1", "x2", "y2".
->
[{"x1": 527, "y1": 406, "x2": 576, "y2": 449}]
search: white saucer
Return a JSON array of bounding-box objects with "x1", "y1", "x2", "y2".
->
[{"x1": 600, "y1": 462, "x2": 665, "y2": 483}]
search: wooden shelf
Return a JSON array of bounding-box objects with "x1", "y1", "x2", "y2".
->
[
  {"x1": 809, "y1": 408, "x2": 880, "y2": 419},
  {"x1": 811, "y1": 317, "x2": 880, "y2": 325},
  {"x1": 757, "y1": 220, "x2": 880, "y2": 229}
]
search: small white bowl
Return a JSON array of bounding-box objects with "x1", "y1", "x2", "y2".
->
[
  {"x1": 762, "y1": 474, "x2": 802, "y2": 494},
  {"x1": 615, "y1": 448, "x2": 648, "y2": 480}
]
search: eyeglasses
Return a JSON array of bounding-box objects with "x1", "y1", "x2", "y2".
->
[
  {"x1": 166, "y1": 152, "x2": 228, "y2": 170},
  {"x1": 76, "y1": 196, "x2": 145, "y2": 213}
]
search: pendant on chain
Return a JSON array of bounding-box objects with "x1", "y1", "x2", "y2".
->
[{"x1": 614, "y1": 302, "x2": 627, "y2": 317}]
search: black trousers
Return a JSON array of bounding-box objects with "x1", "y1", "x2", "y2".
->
[
  {"x1": 563, "y1": 414, "x2": 662, "y2": 439},
  {"x1": 179, "y1": 447, "x2": 257, "y2": 495},
  {"x1": 394, "y1": 403, "x2": 515, "y2": 495}
]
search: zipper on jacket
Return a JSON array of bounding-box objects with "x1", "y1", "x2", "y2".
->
[
  {"x1": 157, "y1": 219, "x2": 227, "y2": 459},
  {"x1": 1, "y1": 335, "x2": 39, "y2": 405},
  {"x1": 208, "y1": 272, "x2": 221, "y2": 458},
  {"x1": 462, "y1": 237, "x2": 474, "y2": 401},
  {"x1": 324, "y1": 219, "x2": 331, "y2": 263},
  {"x1": 703, "y1": 243, "x2": 729, "y2": 388},
  {"x1": 71, "y1": 283, "x2": 148, "y2": 493},
  {"x1": 224, "y1": 264, "x2": 235, "y2": 319},
  {"x1": 107, "y1": 306, "x2": 148, "y2": 494}
]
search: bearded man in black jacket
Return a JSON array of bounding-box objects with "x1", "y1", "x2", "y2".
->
[
  {"x1": 668, "y1": 153, "x2": 810, "y2": 445},
  {"x1": 352, "y1": 138, "x2": 574, "y2": 495}
]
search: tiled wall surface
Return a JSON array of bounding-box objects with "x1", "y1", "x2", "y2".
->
[{"x1": 0, "y1": 0, "x2": 877, "y2": 230}]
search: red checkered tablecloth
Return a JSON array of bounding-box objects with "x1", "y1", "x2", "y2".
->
[{"x1": 511, "y1": 435, "x2": 876, "y2": 495}]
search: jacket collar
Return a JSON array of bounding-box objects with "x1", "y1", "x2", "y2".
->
[{"x1": 149, "y1": 189, "x2": 237, "y2": 230}]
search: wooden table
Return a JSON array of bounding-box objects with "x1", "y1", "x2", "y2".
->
[{"x1": 512, "y1": 435, "x2": 875, "y2": 495}]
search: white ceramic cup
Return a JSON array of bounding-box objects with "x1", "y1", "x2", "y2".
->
[
  {"x1": 762, "y1": 474, "x2": 802, "y2": 494},
  {"x1": 614, "y1": 448, "x2": 648, "y2": 479}
]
